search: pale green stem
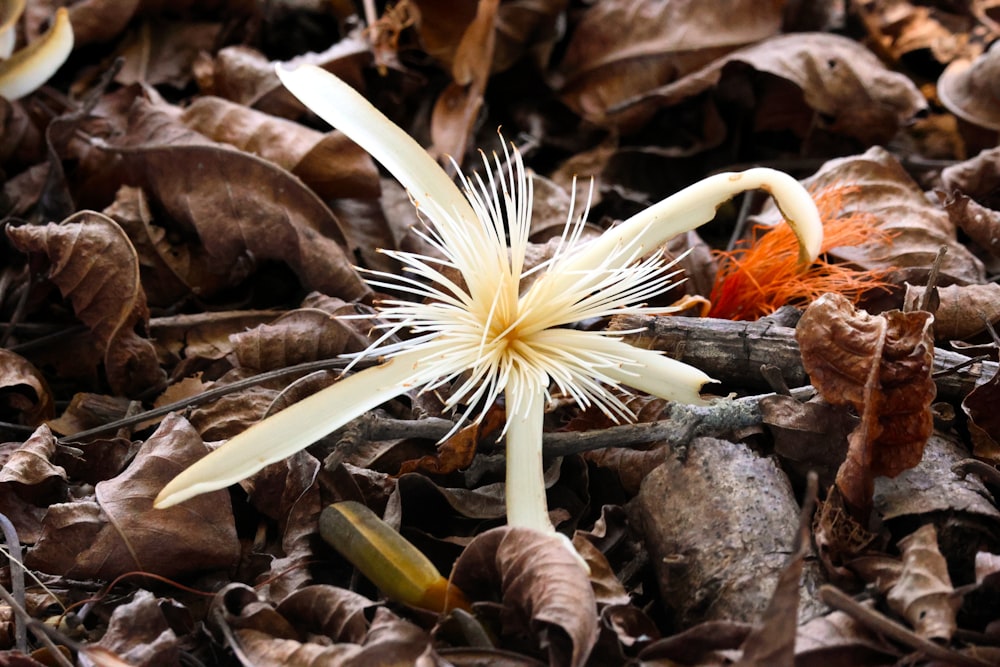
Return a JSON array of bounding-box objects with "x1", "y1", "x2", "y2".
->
[
  {"x1": 155, "y1": 348, "x2": 435, "y2": 508},
  {"x1": 503, "y1": 380, "x2": 552, "y2": 532}
]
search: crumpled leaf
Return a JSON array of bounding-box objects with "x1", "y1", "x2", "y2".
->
[
  {"x1": 179, "y1": 95, "x2": 380, "y2": 200},
  {"x1": 797, "y1": 293, "x2": 936, "y2": 516},
  {"x1": 962, "y1": 367, "x2": 1000, "y2": 462},
  {"x1": 761, "y1": 146, "x2": 985, "y2": 285},
  {"x1": 429, "y1": 0, "x2": 498, "y2": 162},
  {"x1": 851, "y1": 524, "x2": 960, "y2": 641},
  {"x1": 940, "y1": 143, "x2": 1000, "y2": 210},
  {"x1": 0, "y1": 424, "x2": 66, "y2": 502},
  {"x1": 89, "y1": 589, "x2": 180, "y2": 667},
  {"x1": 621, "y1": 33, "x2": 926, "y2": 145},
  {"x1": 449, "y1": 526, "x2": 599, "y2": 667},
  {"x1": 103, "y1": 126, "x2": 370, "y2": 300},
  {"x1": 903, "y1": 282, "x2": 1000, "y2": 340},
  {"x1": 229, "y1": 307, "x2": 371, "y2": 372},
  {"x1": 0, "y1": 349, "x2": 53, "y2": 426},
  {"x1": 554, "y1": 0, "x2": 785, "y2": 128},
  {"x1": 6, "y1": 211, "x2": 165, "y2": 396},
  {"x1": 275, "y1": 585, "x2": 377, "y2": 645},
  {"x1": 941, "y1": 190, "x2": 1000, "y2": 260},
  {"x1": 26, "y1": 414, "x2": 239, "y2": 579},
  {"x1": 854, "y1": 0, "x2": 985, "y2": 66}
]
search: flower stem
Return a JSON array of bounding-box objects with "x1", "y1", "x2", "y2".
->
[{"x1": 503, "y1": 380, "x2": 552, "y2": 532}]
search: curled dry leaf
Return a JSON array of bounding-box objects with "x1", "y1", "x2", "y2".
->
[
  {"x1": 0, "y1": 349, "x2": 53, "y2": 425},
  {"x1": 622, "y1": 33, "x2": 926, "y2": 145},
  {"x1": 852, "y1": 524, "x2": 960, "y2": 641},
  {"x1": 942, "y1": 190, "x2": 1000, "y2": 260},
  {"x1": 962, "y1": 368, "x2": 1000, "y2": 462},
  {"x1": 92, "y1": 589, "x2": 179, "y2": 667},
  {"x1": 0, "y1": 424, "x2": 66, "y2": 502},
  {"x1": 107, "y1": 141, "x2": 370, "y2": 300},
  {"x1": 904, "y1": 282, "x2": 1000, "y2": 340},
  {"x1": 450, "y1": 526, "x2": 598, "y2": 667},
  {"x1": 797, "y1": 293, "x2": 936, "y2": 516},
  {"x1": 555, "y1": 0, "x2": 785, "y2": 128},
  {"x1": 938, "y1": 41, "x2": 1000, "y2": 131},
  {"x1": 275, "y1": 585, "x2": 377, "y2": 645},
  {"x1": 180, "y1": 96, "x2": 380, "y2": 200},
  {"x1": 5, "y1": 211, "x2": 165, "y2": 396},
  {"x1": 229, "y1": 307, "x2": 371, "y2": 372},
  {"x1": 26, "y1": 414, "x2": 239, "y2": 579}
]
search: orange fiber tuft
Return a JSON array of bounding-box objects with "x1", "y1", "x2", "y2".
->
[{"x1": 708, "y1": 185, "x2": 893, "y2": 321}]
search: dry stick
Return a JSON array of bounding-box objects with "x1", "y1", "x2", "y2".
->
[
  {"x1": 819, "y1": 586, "x2": 994, "y2": 667},
  {"x1": 611, "y1": 314, "x2": 996, "y2": 403},
  {"x1": 0, "y1": 513, "x2": 26, "y2": 652}
]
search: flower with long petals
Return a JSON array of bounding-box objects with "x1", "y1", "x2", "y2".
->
[{"x1": 155, "y1": 65, "x2": 822, "y2": 536}]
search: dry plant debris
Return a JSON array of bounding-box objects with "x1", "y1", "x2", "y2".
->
[{"x1": 0, "y1": 2, "x2": 1000, "y2": 666}]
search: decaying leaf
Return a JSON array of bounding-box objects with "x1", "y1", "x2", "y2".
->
[
  {"x1": 962, "y1": 367, "x2": 1000, "y2": 462},
  {"x1": 26, "y1": 414, "x2": 239, "y2": 579},
  {"x1": 904, "y1": 282, "x2": 1000, "y2": 340},
  {"x1": 0, "y1": 424, "x2": 66, "y2": 503},
  {"x1": 180, "y1": 95, "x2": 380, "y2": 199},
  {"x1": 797, "y1": 293, "x2": 936, "y2": 516},
  {"x1": 6, "y1": 211, "x2": 165, "y2": 397},
  {"x1": 0, "y1": 349, "x2": 53, "y2": 426},
  {"x1": 941, "y1": 190, "x2": 1000, "y2": 260},
  {"x1": 450, "y1": 526, "x2": 599, "y2": 667},
  {"x1": 106, "y1": 141, "x2": 371, "y2": 301},
  {"x1": 555, "y1": 0, "x2": 785, "y2": 128},
  {"x1": 621, "y1": 32, "x2": 926, "y2": 145},
  {"x1": 91, "y1": 589, "x2": 180, "y2": 667},
  {"x1": 851, "y1": 524, "x2": 960, "y2": 641}
]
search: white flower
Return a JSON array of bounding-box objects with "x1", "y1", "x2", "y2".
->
[{"x1": 155, "y1": 65, "x2": 822, "y2": 535}]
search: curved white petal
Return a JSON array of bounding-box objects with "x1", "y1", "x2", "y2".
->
[
  {"x1": 274, "y1": 63, "x2": 477, "y2": 231},
  {"x1": 155, "y1": 348, "x2": 438, "y2": 508},
  {"x1": 0, "y1": 7, "x2": 73, "y2": 100},
  {"x1": 558, "y1": 168, "x2": 822, "y2": 279},
  {"x1": 602, "y1": 345, "x2": 716, "y2": 406}
]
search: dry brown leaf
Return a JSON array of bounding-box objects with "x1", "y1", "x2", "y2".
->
[
  {"x1": 107, "y1": 141, "x2": 370, "y2": 300},
  {"x1": 114, "y1": 20, "x2": 221, "y2": 89},
  {"x1": 6, "y1": 211, "x2": 165, "y2": 397},
  {"x1": 904, "y1": 282, "x2": 1000, "y2": 340},
  {"x1": 0, "y1": 349, "x2": 53, "y2": 426},
  {"x1": 555, "y1": 0, "x2": 785, "y2": 128},
  {"x1": 180, "y1": 96, "x2": 380, "y2": 200},
  {"x1": 938, "y1": 41, "x2": 1000, "y2": 131},
  {"x1": 961, "y1": 369, "x2": 1000, "y2": 462},
  {"x1": 275, "y1": 585, "x2": 376, "y2": 645},
  {"x1": 26, "y1": 414, "x2": 239, "y2": 579},
  {"x1": 92, "y1": 589, "x2": 179, "y2": 667},
  {"x1": 797, "y1": 293, "x2": 936, "y2": 516},
  {"x1": 889, "y1": 524, "x2": 960, "y2": 641},
  {"x1": 942, "y1": 190, "x2": 1000, "y2": 259},
  {"x1": 0, "y1": 425, "x2": 66, "y2": 502},
  {"x1": 229, "y1": 308, "x2": 370, "y2": 372},
  {"x1": 450, "y1": 526, "x2": 598, "y2": 667},
  {"x1": 429, "y1": 0, "x2": 498, "y2": 163},
  {"x1": 855, "y1": 0, "x2": 983, "y2": 65},
  {"x1": 625, "y1": 33, "x2": 926, "y2": 145}
]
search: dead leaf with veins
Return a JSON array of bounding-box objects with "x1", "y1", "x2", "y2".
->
[{"x1": 797, "y1": 293, "x2": 936, "y2": 518}]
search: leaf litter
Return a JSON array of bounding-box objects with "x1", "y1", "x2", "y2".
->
[{"x1": 1, "y1": 2, "x2": 1000, "y2": 666}]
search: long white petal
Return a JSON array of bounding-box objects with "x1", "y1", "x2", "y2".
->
[
  {"x1": 274, "y1": 64, "x2": 477, "y2": 233},
  {"x1": 603, "y1": 345, "x2": 716, "y2": 406},
  {"x1": 503, "y1": 379, "x2": 552, "y2": 532},
  {"x1": 557, "y1": 168, "x2": 822, "y2": 280},
  {"x1": 155, "y1": 348, "x2": 439, "y2": 508}
]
